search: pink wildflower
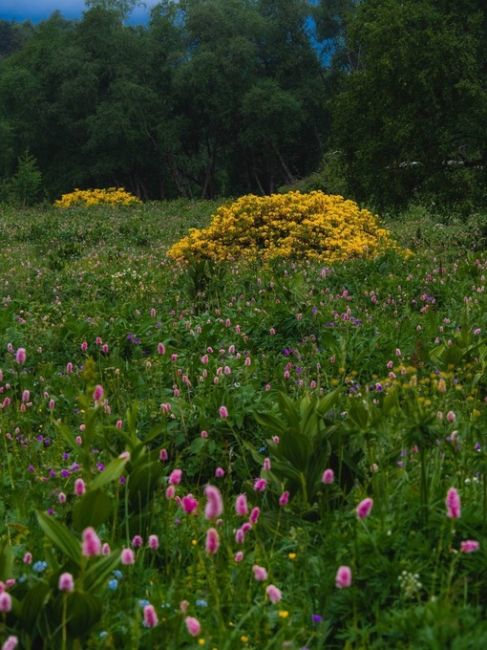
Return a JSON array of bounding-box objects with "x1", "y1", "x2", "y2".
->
[
  {"x1": 265, "y1": 584, "x2": 282, "y2": 603},
  {"x1": 322, "y1": 469, "x2": 335, "y2": 484},
  {"x1": 252, "y1": 565, "x2": 268, "y2": 581},
  {"x1": 356, "y1": 497, "x2": 374, "y2": 520},
  {"x1": 205, "y1": 528, "x2": 220, "y2": 555},
  {"x1": 185, "y1": 616, "x2": 202, "y2": 637},
  {"x1": 81, "y1": 527, "x2": 101, "y2": 557},
  {"x1": 143, "y1": 604, "x2": 158, "y2": 628},
  {"x1": 335, "y1": 566, "x2": 352, "y2": 589},
  {"x1": 460, "y1": 540, "x2": 480, "y2": 553},
  {"x1": 181, "y1": 494, "x2": 199, "y2": 514},
  {"x1": 58, "y1": 572, "x2": 74, "y2": 592},
  {"x1": 204, "y1": 485, "x2": 223, "y2": 519},
  {"x1": 121, "y1": 548, "x2": 135, "y2": 565},
  {"x1": 15, "y1": 348, "x2": 26, "y2": 365},
  {"x1": 279, "y1": 491, "x2": 290, "y2": 506},
  {"x1": 169, "y1": 469, "x2": 182, "y2": 485},
  {"x1": 446, "y1": 487, "x2": 461, "y2": 519},
  {"x1": 148, "y1": 534, "x2": 159, "y2": 550},
  {"x1": 235, "y1": 494, "x2": 249, "y2": 516},
  {"x1": 218, "y1": 405, "x2": 229, "y2": 418}
]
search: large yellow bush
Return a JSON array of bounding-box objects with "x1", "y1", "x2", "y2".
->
[
  {"x1": 167, "y1": 191, "x2": 399, "y2": 263},
  {"x1": 54, "y1": 187, "x2": 141, "y2": 208}
]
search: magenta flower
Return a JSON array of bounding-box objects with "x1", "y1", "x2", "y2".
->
[
  {"x1": 15, "y1": 348, "x2": 26, "y2": 365},
  {"x1": 322, "y1": 469, "x2": 335, "y2": 484},
  {"x1": 131, "y1": 535, "x2": 143, "y2": 548},
  {"x1": 279, "y1": 491, "x2": 290, "y2": 506},
  {"x1": 81, "y1": 527, "x2": 101, "y2": 557},
  {"x1": 356, "y1": 497, "x2": 374, "y2": 520},
  {"x1": 265, "y1": 584, "x2": 282, "y2": 603},
  {"x1": 460, "y1": 540, "x2": 479, "y2": 553},
  {"x1": 335, "y1": 565, "x2": 352, "y2": 589},
  {"x1": 254, "y1": 478, "x2": 267, "y2": 492},
  {"x1": 74, "y1": 478, "x2": 86, "y2": 496},
  {"x1": 0, "y1": 592, "x2": 12, "y2": 612},
  {"x1": 148, "y1": 534, "x2": 159, "y2": 550},
  {"x1": 185, "y1": 616, "x2": 201, "y2": 637},
  {"x1": 181, "y1": 494, "x2": 199, "y2": 514},
  {"x1": 218, "y1": 405, "x2": 229, "y2": 418},
  {"x1": 446, "y1": 487, "x2": 461, "y2": 519},
  {"x1": 157, "y1": 342, "x2": 165, "y2": 355},
  {"x1": 143, "y1": 604, "x2": 158, "y2": 628},
  {"x1": 1, "y1": 636, "x2": 18, "y2": 650},
  {"x1": 204, "y1": 485, "x2": 223, "y2": 519},
  {"x1": 58, "y1": 572, "x2": 74, "y2": 592},
  {"x1": 121, "y1": 548, "x2": 135, "y2": 565},
  {"x1": 235, "y1": 494, "x2": 249, "y2": 516},
  {"x1": 169, "y1": 469, "x2": 183, "y2": 485},
  {"x1": 215, "y1": 466, "x2": 225, "y2": 478},
  {"x1": 249, "y1": 506, "x2": 260, "y2": 524},
  {"x1": 252, "y1": 565, "x2": 268, "y2": 581},
  {"x1": 205, "y1": 527, "x2": 220, "y2": 555},
  {"x1": 92, "y1": 384, "x2": 104, "y2": 402}
]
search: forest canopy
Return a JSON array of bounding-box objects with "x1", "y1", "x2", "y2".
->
[{"x1": 0, "y1": 0, "x2": 485, "y2": 209}]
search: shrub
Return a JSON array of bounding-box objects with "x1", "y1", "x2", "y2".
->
[
  {"x1": 167, "y1": 190, "x2": 400, "y2": 263},
  {"x1": 54, "y1": 187, "x2": 141, "y2": 208},
  {"x1": 7, "y1": 151, "x2": 43, "y2": 206}
]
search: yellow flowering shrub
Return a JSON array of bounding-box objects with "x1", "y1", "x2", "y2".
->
[
  {"x1": 54, "y1": 187, "x2": 141, "y2": 208},
  {"x1": 167, "y1": 191, "x2": 400, "y2": 263}
]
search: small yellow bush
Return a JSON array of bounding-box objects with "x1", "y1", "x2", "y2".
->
[
  {"x1": 54, "y1": 187, "x2": 141, "y2": 208},
  {"x1": 167, "y1": 191, "x2": 400, "y2": 263}
]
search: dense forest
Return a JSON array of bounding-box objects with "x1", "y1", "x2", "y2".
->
[{"x1": 0, "y1": 0, "x2": 486, "y2": 209}]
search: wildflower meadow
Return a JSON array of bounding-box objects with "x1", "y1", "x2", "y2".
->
[{"x1": 0, "y1": 196, "x2": 486, "y2": 650}]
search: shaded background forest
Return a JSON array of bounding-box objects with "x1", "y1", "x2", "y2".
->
[{"x1": 0, "y1": 0, "x2": 486, "y2": 211}]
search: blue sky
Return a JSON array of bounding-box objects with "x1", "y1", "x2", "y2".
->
[{"x1": 0, "y1": 0, "x2": 161, "y2": 24}]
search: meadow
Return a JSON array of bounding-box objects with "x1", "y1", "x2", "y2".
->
[{"x1": 0, "y1": 200, "x2": 486, "y2": 649}]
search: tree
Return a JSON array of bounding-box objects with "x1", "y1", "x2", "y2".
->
[
  {"x1": 331, "y1": 0, "x2": 487, "y2": 209},
  {"x1": 84, "y1": 0, "x2": 146, "y2": 21}
]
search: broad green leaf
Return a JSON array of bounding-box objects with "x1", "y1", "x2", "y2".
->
[
  {"x1": 90, "y1": 456, "x2": 128, "y2": 491},
  {"x1": 72, "y1": 489, "x2": 113, "y2": 531},
  {"x1": 36, "y1": 511, "x2": 81, "y2": 566}
]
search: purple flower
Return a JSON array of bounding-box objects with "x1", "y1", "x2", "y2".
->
[{"x1": 311, "y1": 614, "x2": 323, "y2": 624}]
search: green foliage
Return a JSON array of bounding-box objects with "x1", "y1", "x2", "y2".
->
[{"x1": 5, "y1": 151, "x2": 43, "y2": 206}]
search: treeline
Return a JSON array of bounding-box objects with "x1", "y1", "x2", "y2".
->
[{"x1": 0, "y1": 0, "x2": 485, "y2": 210}]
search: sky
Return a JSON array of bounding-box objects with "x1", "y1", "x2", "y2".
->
[{"x1": 0, "y1": 0, "x2": 161, "y2": 24}]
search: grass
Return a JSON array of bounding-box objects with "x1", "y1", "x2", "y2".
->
[{"x1": 0, "y1": 199, "x2": 485, "y2": 649}]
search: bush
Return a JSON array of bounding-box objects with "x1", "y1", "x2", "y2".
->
[
  {"x1": 54, "y1": 187, "x2": 141, "y2": 207},
  {"x1": 167, "y1": 190, "x2": 401, "y2": 263}
]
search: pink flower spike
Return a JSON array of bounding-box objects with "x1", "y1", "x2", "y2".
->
[
  {"x1": 148, "y1": 534, "x2": 159, "y2": 550},
  {"x1": 234, "y1": 551, "x2": 244, "y2": 562},
  {"x1": 1, "y1": 636, "x2": 18, "y2": 650},
  {"x1": 446, "y1": 487, "x2": 461, "y2": 519},
  {"x1": 157, "y1": 342, "x2": 166, "y2": 355},
  {"x1": 15, "y1": 348, "x2": 26, "y2": 365},
  {"x1": 356, "y1": 497, "x2": 374, "y2": 520},
  {"x1": 265, "y1": 584, "x2": 282, "y2": 603},
  {"x1": 249, "y1": 506, "x2": 260, "y2": 524},
  {"x1": 0, "y1": 591, "x2": 12, "y2": 612},
  {"x1": 252, "y1": 564, "x2": 268, "y2": 581},
  {"x1": 205, "y1": 527, "x2": 220, "y2": 555},
  {"x1": 204, "y1": 485, "x2": 224, "y2": 519},
  {"x1": 322, "y1": 469, "x2": 335, "y2": 484},
  {"x1": 102, "y1": 543, "x2": 111, "y2": 555},
  {"x1": 218, "y1": 405, "x2": 229, "y2": 418},
  {"x1": 185, "y1": 616, "x2": 202, "y2": 637},
  {"x1": 92, "y1": 384, "x2": 104, "y2": 402},
  {"x1": 143, "y1": 604, "x2": 158, "y2": 628},
  {"x1": 23, "y1": 552, "x2": 32, "y2": 565},
  {"x1": 460, "y1": 540, "x2": 480, "y2": 553},
  {"x1": 254, "y1": 478, "x2": 267, "y2": 492},
  {"x1": 132, "y1": 535, "x2": 143, "y2": 548},
  {"x1": 169, "y1": 469, "x2": 183, "y2": 485},
  {"x1": 81, "y1": 527, "x2": 102, "y2": 557},
  {"x1": 279, "y1": 491, "x2": 290, "y2": 506},
  {"x1": 181, "y1": 494, "x2": 199, "y2": 514},
  {"x1": 215, "y1": 466, "x2": 225, "y2": 478},
  {"x1": 235, "y1": 494, "x2": 249, "y2": 516},
  {"x1": 336, "y1": 565, "x2": 352, "y2": 589},
  {"x1": 121, "y1": 548, "x2": 135, "y2": 565},
  {"x1": 58, "y1": 572, "x2": 74, "y2": 592},
  {"x1": 74, "y1": 478, "x2": 86, "y2": 496}
]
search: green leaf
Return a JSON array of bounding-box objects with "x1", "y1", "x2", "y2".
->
[
  {"x1": 90, "y1": 456, "x2": 128, "y2": 491},
  {"x1": 72, "y1": 489, "x2": 113, "y2": 531},
  {"x1": 19, "y1": 582, "x2": 51, "y2": 632},
  {"x1": 36, "y1": 511, "x2": 81, "y2": 566},
  {"x1": 66, "y1": 591, "x2": 102, "y2": 637},
  {"x1": 84, "y1": 551, "x2": 121, "y2": 592}
]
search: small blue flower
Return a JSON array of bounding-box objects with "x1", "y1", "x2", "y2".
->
[
  {"x1": 113, "y1": 570, "x2": 123, "y2": 579},
  {"x1": 195, "y1": 599, "x2": 208, "y2": 608},
  {"x1": 138, "y1": 599, "x2": 150, "y2": 608},
  {"x1": 33, "y1": 561, "x2": 48, "y2": 573},
  {"x1": 108, "y1": 579, "x2": 118, "y2": 591},
  {"x1": 99, "y1": 631, "x2": 108, "y2": 639}
]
